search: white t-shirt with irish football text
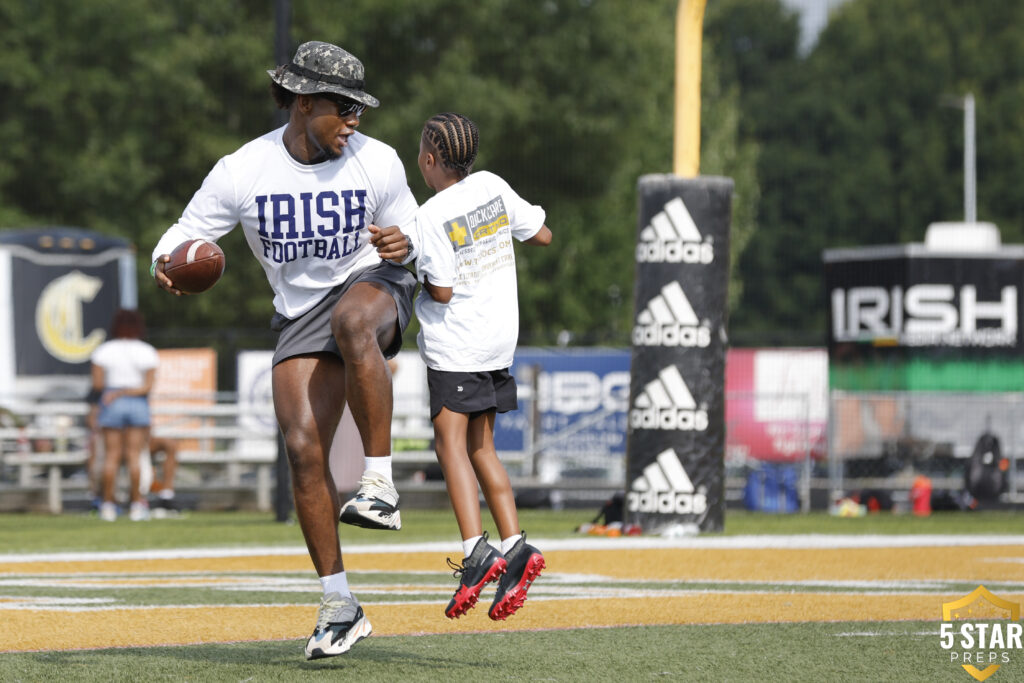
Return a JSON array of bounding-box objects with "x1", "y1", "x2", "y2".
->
[
  {"x1": 152, "y1": 127, "x2": 418, "y2": 319},
  {"x1": 415, "y1": 171, "x2": 545, "y2": 371}
]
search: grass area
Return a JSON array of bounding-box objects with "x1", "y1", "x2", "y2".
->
[
  {"x1": 1, "y1": 509, "x2": 1019, "y2": 681},
  {"x1": 1, "y1": 508, "x2": 1020, "y2": 554},
  {"x1": 1, "y1": 622, "x2": 956, "y2": 682},
  {"x1": 0, "y1": 508, "x2": 592, "y2": 553}
]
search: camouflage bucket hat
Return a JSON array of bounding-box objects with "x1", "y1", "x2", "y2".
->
[{"x1": 268, "y1": 40, "x2": 380, "y2": 108}]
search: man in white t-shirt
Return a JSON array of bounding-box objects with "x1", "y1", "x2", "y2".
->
[{"x1": 152, "y1": 41, "x2": 415, "y2": 660}]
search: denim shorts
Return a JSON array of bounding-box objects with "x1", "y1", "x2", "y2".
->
[{"x1": 97, "y1": 395, "x2": 151, "y2": 428}]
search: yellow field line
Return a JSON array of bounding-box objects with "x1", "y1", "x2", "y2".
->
[
  {"x1": 6, "y1": 592, "x2": 1024, "y2": 653},
  {"x1": 3, "y1": 545, "x2": 1023, "y2": 581},
  {"x1": 3, "y1": 544, "x2": 1023, "y2": 653}
]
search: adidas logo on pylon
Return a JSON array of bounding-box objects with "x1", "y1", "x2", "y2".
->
[
  {"x1": 627, "y1": 448, "x2": 708, "y2": 515},
  {"x1": 629, "y1": 365, "x2": 709, "y2": 431},
  {"x1": 635, "y1": 197, "x2": 714, "y2": 264},
  {"x1": 632, "y1": 281, "x2": 712, "y2": 348}
]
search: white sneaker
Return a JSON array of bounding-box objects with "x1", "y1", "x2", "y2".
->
[
  {"x1": 129, "y1": 501, "x2": 150, "y2": 522},
  {"x1": 304, "y1": 592, "x2": 373, "y2": 660},
  {"x1": 99, "y1": 502, "x2": 117, "y2": 522},
  {"x1": 339, "y1": 472, "x2": 401, "y2": 530}
]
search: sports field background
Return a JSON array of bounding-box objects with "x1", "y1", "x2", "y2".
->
[{"x1": 1, "y1": 509, "x2": 1022, "y2": 681}]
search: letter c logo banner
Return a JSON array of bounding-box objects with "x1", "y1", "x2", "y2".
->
[{"x1": 35, "y1": 271, "x2": 106, "y2": 363}]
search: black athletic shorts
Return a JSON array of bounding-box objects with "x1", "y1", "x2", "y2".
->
[
  {"x1": 427, "y1": 367, "x2": 518, "y2": 420},
  {"x1": 271, "y1": 261, "x2": 416, "y2": 366}
]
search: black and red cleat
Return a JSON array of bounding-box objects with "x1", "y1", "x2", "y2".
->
[
  {"x1": 445, "y1": 532, "x2": 507, "y2": 619},
  {"x1": 488, "y1": 532, "x2": 545, "y2": 621}
]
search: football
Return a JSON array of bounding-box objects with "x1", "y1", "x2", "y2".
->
[{"x1": 163, "y1": 239, "x2": 225, "y2": 294}]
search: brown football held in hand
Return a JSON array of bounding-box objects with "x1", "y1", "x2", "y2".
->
[{"x1": 164, "y1": 239, "x2": 225, "y2": 293}]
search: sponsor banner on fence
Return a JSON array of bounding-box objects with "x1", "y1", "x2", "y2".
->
[
  {"x1": 236, "y1": 350, "x2": 279, "y2": 463},
  {"x1": 494, "y1": 348, "x2": 630, "y2": 480},
  {"x1": 0, "y1": 228, "x2": 136, "y2": 399},
  {"x1": 230, "y1": 344, "x2": 825, "y2": 496},
  {"x1": 237, "y1": 350, "x2": 276, "y2": 436},
  {"x1": 235, "y1": 349, "x2": 363, "y2": 491},
  {"x1": 151, "y1": 348, "x2": 217, "y2": 451},
  {"x1": 490, "y1": 347, "x2": 826, "y2": 472},
  {"x1": 626, "y1": 175, "x2": 733, "y2": 534},
  {"x1": 725, "y1": 348, "x2": 828, "y2": 463}
]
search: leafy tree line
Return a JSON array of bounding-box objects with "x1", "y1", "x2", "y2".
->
[
  {"x1": 3, "y1": 0, "x2": 1020, "y2": 356},
  {"x1": 711, "y1": 0, "x2": 1024, "y2": 344},
  {"x1": 1, "y1": 0, "x2": 715, "y2": 351}
]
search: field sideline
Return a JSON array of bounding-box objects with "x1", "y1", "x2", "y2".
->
[{"x1": 1, "y1": 511, "x2": 1022, "y2": 680}]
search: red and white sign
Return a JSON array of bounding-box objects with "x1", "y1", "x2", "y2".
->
[{"x1": 725, "y1": 348, "x2": 828, "y2": 463}]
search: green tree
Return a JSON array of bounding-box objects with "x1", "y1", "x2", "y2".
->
[
  {"x1": 294, "y1": 0, "x2": 682, "y2": 345},
  {"x1": 703, "y1": 0, "x2": 782, "y2": 318},
  {"x1": 0, "y1": 0, "x2": 758, "y2": 358},
  {"x1": 0, "y1": 0, "x2": 280, "y2": 339},
  {"x1": 730, "y1": 0, "x2": 1024, "y2": 344}
]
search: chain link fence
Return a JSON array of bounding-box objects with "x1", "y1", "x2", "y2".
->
[
  {"x1": 828, "y1": 391, "x2": 1022, "y2": 509},
  {"x1": 724, "y1": 392, "x2": 826, "y2": 513}
]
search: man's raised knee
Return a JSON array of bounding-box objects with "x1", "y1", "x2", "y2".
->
[{"x1": 331, "y1": 308, "x2": 394, "y2": 362}]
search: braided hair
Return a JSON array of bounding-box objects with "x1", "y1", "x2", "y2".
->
[{"x1": 422, "y1": 113, "x2": 479, "y2": 179}]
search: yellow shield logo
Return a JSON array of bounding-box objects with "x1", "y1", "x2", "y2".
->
[{"x1": 942, "y1": 586, "x2": 1021, "y2": 681}]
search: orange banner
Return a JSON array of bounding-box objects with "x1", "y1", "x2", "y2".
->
[{"x1": 151, "y1": 348, "x2": 217, "y2": 450}]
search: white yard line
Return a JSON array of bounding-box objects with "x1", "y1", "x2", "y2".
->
[
  {"x1": 2, "y1": 534, "x2": 1024, "y2": 564},
  {"x1": 1, "y1": 588, "x2": 967, "y2": 612}
]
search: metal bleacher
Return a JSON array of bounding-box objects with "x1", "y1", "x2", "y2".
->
[{"x1": 0, "y1": 394, "x2": 447, "y2": 514}]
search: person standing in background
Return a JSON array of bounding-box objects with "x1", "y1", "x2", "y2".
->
[
  {"x1": 147, "y1": 434, "x2": 181, "y2": 515},
  {"x1": 90, "y1": 308, "x2": 159, "y2": 522}
]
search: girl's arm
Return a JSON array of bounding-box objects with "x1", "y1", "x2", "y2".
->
[
  {"x1": 423, "y1": 275, "x2": 453, "y2": 304},
  {"x1": 90, "y1": 363, "x2": 105, "y2": 393},
  {"x1": 525, "y1": 225, "x2": 552, "y2": 246},
  {"x1": 100, "y1": 368, "x2": 157, "y2": 404}
]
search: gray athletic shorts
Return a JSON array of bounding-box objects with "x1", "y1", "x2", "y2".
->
[{"x1": 271, "y1": 262, "x2": 416, "y2": 367}]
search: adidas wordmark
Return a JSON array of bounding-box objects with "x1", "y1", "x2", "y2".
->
[
  {"x1": 628, "y1": 448, "x2": 708, "y2": 515},
  {"x1": 632, "y1": 280, "x2": 711, "y2": 348},
  {"x1": 635, "y1": 197, "x2": 714, "y2": 264},
  {"x1": 629, "y1": 366, "x2": 709, "y2": 431}
]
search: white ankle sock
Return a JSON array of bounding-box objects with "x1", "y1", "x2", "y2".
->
[
  {"x1": 462, "y1": 535, "x2": 483, "y2": 558},
  {"x1": 320, "y1": 571, "x2": 351, "y2": 597},
  {"x1": 365, "y1": 456, "x2": 393, "y2": 483},
  {"x1": 501, "y1": 534, "x2": 522, "y2": 555}
]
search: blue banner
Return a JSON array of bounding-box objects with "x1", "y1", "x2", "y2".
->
[{"x1": 495, "y1": 348, "x2": 631, "y2": 472}]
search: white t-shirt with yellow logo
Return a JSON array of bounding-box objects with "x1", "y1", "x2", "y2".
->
[{"x1": 414, "y1": 171, "x2": 545, "y2": 371}]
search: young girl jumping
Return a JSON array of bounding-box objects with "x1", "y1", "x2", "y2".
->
[{"x1": 413, "y1": 112, "x2": 552, "y2": 620}]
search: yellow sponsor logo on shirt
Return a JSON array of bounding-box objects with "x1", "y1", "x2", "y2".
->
[{"x1": 473, "y1": 214, "x2": 509, "y2": 241}]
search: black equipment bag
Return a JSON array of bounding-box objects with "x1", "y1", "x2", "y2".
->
[{"x1": 964, "y1": 432, "x2": 1007, "y2": 501}]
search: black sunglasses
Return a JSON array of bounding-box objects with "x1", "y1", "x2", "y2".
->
[{"x1": 324, "y1": 95, "x2": 367, "y2": 118}]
